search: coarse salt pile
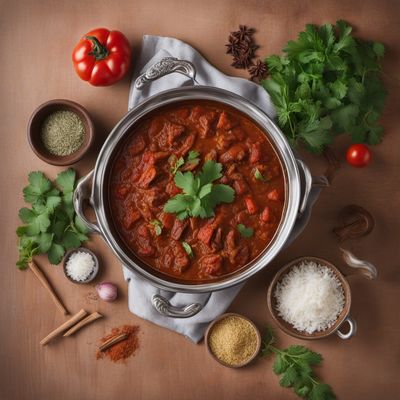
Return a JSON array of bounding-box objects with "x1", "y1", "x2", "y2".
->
[
  {"x1": 274, "y1": 261, "x2": 345, "y2": 334},
  {"x1": 66, "y1": 251, "x2": 95, "y2": 282}
]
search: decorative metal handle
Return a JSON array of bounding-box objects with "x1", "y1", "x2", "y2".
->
[
  {"x1": 73, "y1": 170, "x2": 101, "y2": 234},
  {"x1": 296, "y1": 159, "x2": 329, "y2": 216},
  {"x1": 336, "y1": 315, "x2": 357, "y2": 340},
  {"x1": 340, "y1": 248, "x2": 378, "y2": 280},
  {"x1": 135, "y1": 57, "x2": 197, "y2": 90},
  {"x1": 151, "y1": 294, "x2": 203, "y2": 318}
]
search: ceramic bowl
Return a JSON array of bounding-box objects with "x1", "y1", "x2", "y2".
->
[
  {"x1": 63, "y1": 247, "x2": 99, "y2": 284},
  {"x1": 267, "y1": 256, "x2": 356, "y2": 340},
  {"x1": 205, "y1": 312, "x2": 262, "y2": 368},
  {"x1": 27, "y1": 99, "x2": 94, "y2": 166}
]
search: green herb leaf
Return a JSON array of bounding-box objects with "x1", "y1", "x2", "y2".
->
[
  {"x1": 16, "y1": 169, "x2": 88, "y2": 269},
  {"x1": 186, "y1": 150, "x2": 200, "y2": 166},
  {"x1": 26, "y1": 212, "x2": 51, "y2": 236},
  {"x1": 261, "y1": 328, "x2": 336, "y2": 400},
  {"x1": 163, "y1": 161, "x2": 234, "y2": 220},
  {"x1": 23, "y1": 171, "x2": 52, "y2": 204},
  {"x1": 262, "y1": 20, "x2": 386, "y2": 152},
  {"x1": 38, "y1": 232, "x2": 54, "y2": 253},
  {"x1": 237, "y1": 224, "x2": 254, "y2": 238},
  {"x1": 47, "y1": 243, "x2": 65, "y2": 265},
  {"x1": 254, "y1": 168, "x2": 266, "y2": 181},
  {"x1": 18, "y1": 208, "x2": 35, "y2": 223},
  {"x1": 62, "y1": 230, "x2": 81, "y2": 250},
  {"x1": 174, "y1": 171, "x2": 196, "y2": 195},
  {"x1": 74, "y1": 215, "x2": 89, "y2": 234},
  {"x1": 56, "y1": 169, "x2": 76, "y2": 193},
  {"x1": 182, "y1": 241, "x2": 193, "y2": 258},
  {"x1": 150, "y1": 220, "x2": 163, "y2": 236},
  {"x1": 170, "y1": 155, "x2": 185, "y2": 175},
  {"x1": 198, "y1": 160, "x2": 223, "y2": 186}
]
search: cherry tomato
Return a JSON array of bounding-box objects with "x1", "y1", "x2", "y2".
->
[
  {"x1": 72, "y1": 28, "x2": 131, "y2": 86},
  {"x1": 346, "y1": 144, "x2": 371, "y2": 167}
]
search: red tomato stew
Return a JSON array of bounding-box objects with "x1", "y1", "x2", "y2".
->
[{"x1": 109, "y1": 101, "x2": 285, "y2": 282}]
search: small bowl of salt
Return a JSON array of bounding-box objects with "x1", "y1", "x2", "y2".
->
[{"x1": 63, "y1": 247, "x2": 99, "y2": 284}]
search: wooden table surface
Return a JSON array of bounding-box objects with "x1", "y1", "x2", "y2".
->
[{"x1": 1, "y1": 1, "x2": 399, "y2": 399}]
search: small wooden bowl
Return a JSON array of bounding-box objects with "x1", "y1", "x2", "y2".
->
[
  {"x1": 27, "y1": 99, "x2": 94, "y2": 166},
  {"x1": 205, "y1": 313, "x2": 262, "y2": 368},
  {"x1": 63, "y1": 247, "x2": 99, "y2": 284},
  {"x1": 267, "y1": 256, "x2": 355, "y2": 340}
]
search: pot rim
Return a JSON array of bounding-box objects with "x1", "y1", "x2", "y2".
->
[{"x1": 91, "y1": 86, "x2": 302, "y2": 293}]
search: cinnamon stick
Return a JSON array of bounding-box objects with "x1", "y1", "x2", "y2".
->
[
  {"x1": 40, "y1": 309, "x2": 87, "y2": 346},
  {"x1": 99, "y1": 333, "x2": 128, "y2": 352},
  {"x1": 63, "y1": 312, "x2": 103, "y2": 337},
  {"x1": 29, "y1": 260, "x2": 68, "y2": 315}
]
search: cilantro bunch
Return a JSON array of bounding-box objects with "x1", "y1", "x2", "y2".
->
[
  {"x1": 262, "y1": 328, "x2": 335, "y2": 400},
  {"x1": 16, "y1": 169, "x2": 89, "y2": 268},
  {"x1": 262, "y1": 20, "x2": 386, "y2": 152},
  {"x1": 163, "y1": 160, "x2": 235, "y2": 220}
]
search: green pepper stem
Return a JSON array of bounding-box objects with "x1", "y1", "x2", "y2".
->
[{"x1": 86, "y1": 35, "x2": 109, "y2": 60}]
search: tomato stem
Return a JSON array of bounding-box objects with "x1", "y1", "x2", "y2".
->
[{"x1": 86, "y1": 35, "x2": 109, "y2": 60}]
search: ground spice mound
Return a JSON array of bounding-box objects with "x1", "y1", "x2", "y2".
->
[
  {"x1": 208, "y1": 316, "x2": 258, "y2": 366},
  {"x1": 96, "y1": 325, "x2": 140, "y2": 363}
]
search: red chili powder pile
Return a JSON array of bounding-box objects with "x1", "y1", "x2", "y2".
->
[{"x1": 96, "y1": 325, "x2": 140, "y2": 363}]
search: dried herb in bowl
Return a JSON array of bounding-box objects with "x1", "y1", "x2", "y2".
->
[{"x1": 41, "y1": 110, "x2": 85, "y2": 156}]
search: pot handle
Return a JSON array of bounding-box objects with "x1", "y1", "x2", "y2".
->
[
  {"x1": 336, "y1": 315, "x2": 357, "y2": 340},
  {"x1": 151, "y1": 294, "x2": 203, "y2": 318},
  {"x1": 135, "y1": 57, "x2": 197, "y2": 90},
  {"x1": 296, "y1": 159, "x2": 330, "y2": 215},
  {"x1": 73, "y1": 170, "x2": 102, "y2": 234}
]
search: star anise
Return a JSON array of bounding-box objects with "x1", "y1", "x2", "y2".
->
[
  {"x1": 248, "y1": 59, "x2": 268, "y2": 81},
  {"x1": 234, "y1": 25, "x2": 255, "y2": 42},
  {"x1": 225, "y1": 25, "x2": 257, "y2": 70}
]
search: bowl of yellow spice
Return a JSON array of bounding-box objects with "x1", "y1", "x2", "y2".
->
[
  {"x1": 205, "y1": 313, "x2": 261, "y2": 368},
  {"x1": 28, "y1": 99, "x2": 94, "y2": 166}
]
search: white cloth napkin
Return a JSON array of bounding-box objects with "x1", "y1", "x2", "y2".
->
[{"x1": 123, "y1": 35, "x2": 320, "y2": 343}]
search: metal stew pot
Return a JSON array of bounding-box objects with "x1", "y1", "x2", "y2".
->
[{"x1": 74, "y1": 58, "x2": 326, "y2": 318}]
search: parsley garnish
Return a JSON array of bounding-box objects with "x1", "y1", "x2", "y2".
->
[
  {"x1": 262, "y1": 328, "x2": 336, "y2": 400},
  {"x1": 254, "y1": 168, "x2": 266, "y2": 182},
  {"x1": 181, "y1": 241, "x2": 193, "y2": 258},
  {"x1": 170, "y1": 151, "x2": 201, "y2": 175},
  {"x1": 237, "y1": 224, "x2": 254, "y2": 238},
  {"x1": 150, "y1": 219, "x2": 162, "y2": 236},
  {"x1": 16, "y1": 169, "x2": 89, "y2": 268},
  {"x1": 163, "y1": 160, "x2": 235, "y2": 220},
  {"x1": 170, "y1": 155, "x2": 185, "y2": 175},
  {"x1": 186, "y1": 150, "x2": 200, "y2": 167},
  {"x1": 262, "y1": 20, "x2": 386, "y2": 152}
]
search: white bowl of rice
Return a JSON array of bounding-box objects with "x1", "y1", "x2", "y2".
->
[{"x1": 267, "y1": 256, "x2": 356, "y2": 340}]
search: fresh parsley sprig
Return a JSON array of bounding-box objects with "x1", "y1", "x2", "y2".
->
[
  {"x1": 262, "y1": 20, "x2": 386, "y2": 153},
  {"x1": 237, "y1": 224, "x2": 254, "y2": 238},
  {"x1": 169, "y1": 150, "x2": 201, "y2": 175},
  {"x1": 163, "y1": 160, "x2": 235, "y2": 220},
  {"x1": 262, "y1": 328, "x2": 335, "y2": 400},
  {"x1": 16, "y1": 169, "x2": 89, "y2": 268}
]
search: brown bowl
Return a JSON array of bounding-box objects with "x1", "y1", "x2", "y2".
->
[
  {"x1": 205, "y1": 313, "x2": 262, "y2": 368},
  {"x1": 267, "y1": 256, "x2": 356, "y2": 340},
  {"x1": 27, "y1": 99, "x2": 94, "y2": 166}
]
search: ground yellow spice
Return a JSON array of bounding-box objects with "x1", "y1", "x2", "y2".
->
[{"x1": 208, "y1": 316, "x2": 258, "y2": 366}]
